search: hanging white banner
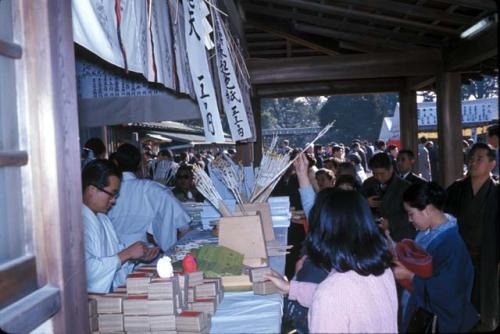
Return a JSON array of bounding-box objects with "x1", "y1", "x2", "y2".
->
[
  {"x1": 183, "y1": 0, "x2": 225, "y2": 143},
  {"x1": 213, "y1": 12, "x2": 253, "y2": 141}
]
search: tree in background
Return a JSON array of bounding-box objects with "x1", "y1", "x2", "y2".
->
[
  {"x1": 261, "y1": 97, "x2": 323, "y2": 129},
  {"x1": 319, "y1": 93, "x2": 398, "y2": 144},
  {"x1": 417, "y1": 75, "x2": 497, "y2": 103},
  {"x1": 462, "y1": 75, "x2": 498, "y2": 100}
]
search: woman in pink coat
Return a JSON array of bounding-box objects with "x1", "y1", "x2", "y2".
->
[{"x1": 266, "y1": 188, "x2": 398, "y2": 333}]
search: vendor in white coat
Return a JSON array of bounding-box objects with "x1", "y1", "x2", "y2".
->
[
  {"x1": 82, "y1": 159, "x2": 159, "y2": 293},
  {"x1": 108, "y1": 144, "x2": 190, "y2": 252}
]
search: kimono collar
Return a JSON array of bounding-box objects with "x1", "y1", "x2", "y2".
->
[
  {"x1": 123, "y1": 171, "x2": 137, "y2": 181},
  {"x1": 82, "y1": 203, "x2": 97, "y2": 218},
  {"x1": 415, "y1": 214, "x2": 457, "y2": 250}
]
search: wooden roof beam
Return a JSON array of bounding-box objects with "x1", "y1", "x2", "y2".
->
[
  {"x1": 444, "y1": 24, "x2": 498, "y2": 71},
  {"x1": 243, "y1": 3, "x2": 445, "y2": 47},
  {"x1": 332, "y1": 0, "x2": 476, "y2": 25},
  {"x1": 255, "y1": 78, "x2": 405, "y2": 97},
  {"x1": 432, "y1": 0, "x2": 497, "y2": 11},
  {"x1": 246, "y1": 20, "x2": 339, "y2": 56},
  {"x1": 248, "y1": 49, "x2": 442, "y2": 84},
  {"x1": 406, "y1": 76, "x2": 436, "y2": 90},
  {"x1": 338, "y1": 41, "x2": 394, "y2": 53},
  {"x1": 261, "y1": 0, "x2": 459, "y2": 35},
  {"x1": 294, "y1": 23, "x2": 410, "y2": 50}
]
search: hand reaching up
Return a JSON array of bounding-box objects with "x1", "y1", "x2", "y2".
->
[{"x1": 293, "y1": 153, "x2": 311, "y2": 188}]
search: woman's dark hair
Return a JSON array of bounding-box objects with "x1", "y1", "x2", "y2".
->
[
  {"x1": 403, "y1": 182, "x2": 446, "y2": 211},
  {"x1": 113, "y1": 143, "x2": 142, "y2": 172},
  {"x1": 305, "y1": 189, "x2": 392, "y2": 275},
  {"x1": 82, "y1": 159, "x2": 122, "y2": 192},
  {"x1": 335, "y1": 174, "x2": 358, "y2": 189}
]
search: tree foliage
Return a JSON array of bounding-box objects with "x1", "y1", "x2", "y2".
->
[
  {"x1": 417, "y1": 75, "x2": 497, "y2": 103},
  {"x1": 261, "y1": 97, "x2": 323, "y2": 129},
  {"x1": 462, "y1": 75, "x2": 498, "y2": 100},
  {"x1": 319, "y1": 93, "x2": 398, "y2": 144}
]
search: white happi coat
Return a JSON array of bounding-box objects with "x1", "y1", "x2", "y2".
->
[
  {"x1": 82, "y1": 204, "x2": 133, "y2": 293},
  {"x1": 108, "y1": 172, "x2": 190, "y2": 251}
]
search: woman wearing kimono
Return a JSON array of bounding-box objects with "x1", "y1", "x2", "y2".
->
[{"x1": 393, "y1": 182, "x2": 479, "y2": 332}]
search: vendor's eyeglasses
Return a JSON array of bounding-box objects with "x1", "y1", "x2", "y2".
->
[{"x1": 95, "y1": 185, "x2": 119, "y2": 199}]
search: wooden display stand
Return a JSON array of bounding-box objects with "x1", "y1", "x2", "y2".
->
[
  {"x1": 218, "y1": 213, "x2": 268, "y2": 267},
  {"x1": 235, "y1": 202, "x2": 275, "y2": 241}
]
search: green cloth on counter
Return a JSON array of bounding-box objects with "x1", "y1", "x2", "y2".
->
[{"x1": 192, "y1": 245, "x2": 244, "y2": 277}]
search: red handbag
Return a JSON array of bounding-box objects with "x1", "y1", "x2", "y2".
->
[{"x1": 395, "y1": 239, "x2": 433, "y2": 291}]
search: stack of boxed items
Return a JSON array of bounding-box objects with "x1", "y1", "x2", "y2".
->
[
  {"x1": 176, "y1": 271, "x2": 224, "y2": 333},
  {"x1": 88, "y1": 269, "x2": 223, "y2": 334},
  {"x1": 250, "y1": 267, "x2": 279, "y2": 295}
]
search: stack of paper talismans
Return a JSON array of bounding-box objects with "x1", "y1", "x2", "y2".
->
[
  {"x1": 176, "y1": 311, "x2": 211, "y2": 334},
  {"x1": 183, "y1": 272, "x2": 224, "y2": 320},
  {"x1": 123, "y1": 273, "x2": 177, "y2": 332},
  {"x1": 89, "y1": 292, "x2": 125, "y2": 333},
  {"x1": 87, "y1": 268, "x2": 223, "y2": 333},
  {"x1": 88, "y1": 297, "x2": 98, "y2": 332},
  {"x1": 149, "y1": 277, "x2": 184, "y2": 314},
  {"x1": 126, "y1": 272, "x2": 152, "y2": 295},
  {"x1": 249, "y1": 266, "x2": 280, "y2": 295}
]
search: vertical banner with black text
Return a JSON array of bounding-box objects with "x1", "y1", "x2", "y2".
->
[
  {"x1": 213, "y1": 11, "x2": 253, "y2": 141},
  {"x1": 183, "y1": 0, "x2": 225, "y2": 143}
]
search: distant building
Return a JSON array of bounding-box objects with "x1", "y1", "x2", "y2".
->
[{"x1": 379, "y1": 98, "x2": 498, "y2": 142}]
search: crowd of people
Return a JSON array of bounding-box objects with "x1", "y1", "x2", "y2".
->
[
  {"x1": 80, "y1": 122, "x2": 499, "y2": 333},
  {"x1": 269, "y1": 123, "x2": 499, "y2": 333}
]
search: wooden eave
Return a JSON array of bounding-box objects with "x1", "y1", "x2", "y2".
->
[{"x1": 238, "y1": 0, "x2": 498, "y2": 96}]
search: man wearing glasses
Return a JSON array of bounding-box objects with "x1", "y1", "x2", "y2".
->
[{"x1": 82, "y1": 159, "x2": 159, "y2": 293}]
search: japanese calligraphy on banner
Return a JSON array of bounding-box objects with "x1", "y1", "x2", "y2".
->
[
  {"x1": 183, "y1": 0, "x2": 225, "y2": 143},
  {"x1": 213, "y1": 12, "x2": 253, "y2": 141},
  {"x1": 76, "y1": 59, "x2": 166, "y2": 99}
]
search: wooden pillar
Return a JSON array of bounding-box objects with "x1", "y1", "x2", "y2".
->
[
  {"x1": 436, "y1": 72, "x2": 463, "y2": 187},
  {"x1": 21, "y1": 0, "x2": 89, "y2": 332},
  {"x1": 252, "y1": 96, "x2": 263, "y2": 166},
  {"x1": 235, "y1": 142, "x2": 254, "y2": 166},
  {"x1": 399, "y1": 87, "x2": 418, "y2": 159}
]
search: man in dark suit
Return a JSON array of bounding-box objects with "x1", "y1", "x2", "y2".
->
[
  {"x1": 396, "y1": 149, "x2": 427, "y2": 186},
  {"x1": 362, "y1": 153, "x2": 414, "y2": 241}
]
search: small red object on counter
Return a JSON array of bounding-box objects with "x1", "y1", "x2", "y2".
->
[{"x1": 182, "y1": 253, "x2": 198, "y2": 273}]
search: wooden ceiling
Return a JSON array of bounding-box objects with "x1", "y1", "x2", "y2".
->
[{"x1": 233, "y1": 0, "x2": 498, "y2": 95}]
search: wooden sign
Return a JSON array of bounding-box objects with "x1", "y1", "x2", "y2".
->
[
  {"x1": 218, "y1": 214, "x2": 268, "y2": 267},
  {"x1": 235, "y1": 203, "x2": 275, "y2": 242}
]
